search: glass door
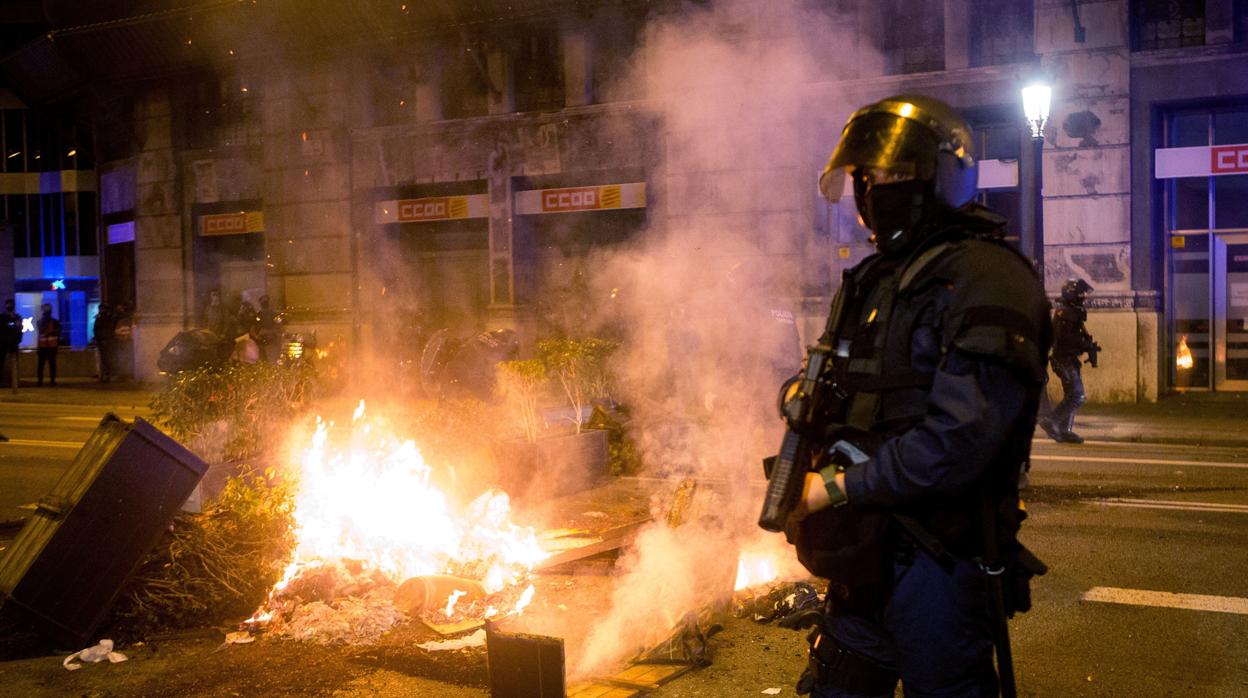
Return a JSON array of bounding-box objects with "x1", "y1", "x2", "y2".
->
[{"x1": 1212, "y1": 233, "x2": 1248, "y2": 390}]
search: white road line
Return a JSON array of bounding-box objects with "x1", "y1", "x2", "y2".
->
[
  {"x1": 1091, "y1": 498, "x2": 1248, "y2": 514},
  {"x1": 1, "y1": 439, "x2": 83, "y2": 449},
  {"x1": 1036, "y1": 438, "x2": 1248, "y2": 450},
  {"x1": 1082, "y1": 587, "x2": 1248, "y2": 615},
  {"x1": 1033, "y1": 454, "x2": 1248, "y2": 469}
]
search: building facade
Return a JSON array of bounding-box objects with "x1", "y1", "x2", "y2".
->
[{"x1": 1, "y1": 0, "x2": 1245, "y2": 399}]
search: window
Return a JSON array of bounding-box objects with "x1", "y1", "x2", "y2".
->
[
  {"x1": 182, "y1": 76, "x2": 259, "y2": 150},
  {"x1": 970, "y1": 0, "x2": 1033, "y2": 67},
  {"x1": 1166, "y1": 109, "x2": 1248, "y2": 231},
  {"x1": 514, "y1": 29, "x2": 564, "y2": 112},
  {"x1": 1133, "y1": 0, "x2": 1205, "y2": 51},
  {"x1": 879, "y1": 0, "x2": 944, "y2": 74},
  {"x1": 442, "y1": 39, "x2": 491, "y2": 119},
  {"x1": 592, "y1": 9, "x2": 646, "y2": 103},
  {"x1": 969, "y1": 114, "x2": 1023, "y2": 243},
  {"x1": 371, "y1": 58, "x2": 421, "y2": 126}
]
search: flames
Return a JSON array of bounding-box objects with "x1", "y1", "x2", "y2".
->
[
  {"x1": 253, "y1": 401, "x2": 546, "y2": 630},
  {"x1": 734, "y1": 551, "x2": 782, "y2": 591},
  {"x1": 733, "y1": 535, "x2": 807, "y2": 591},
  {"x1": 1176, "y1": 335, "x2": 1194, "y2": 370}
]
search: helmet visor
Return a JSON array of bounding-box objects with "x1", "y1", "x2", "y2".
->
[{"x1": 818, "y1": 112, "x2": 937, "y2": 203}]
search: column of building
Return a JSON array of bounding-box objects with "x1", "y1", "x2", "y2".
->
[
  {"x1": 131, "y1": 91, "x2": 187, "y2": 382},
  {"x1": 259, "y1": 59, "x2": 356, "y2": 357},
  {"x1": 1034, "y1": 0, "x2": 1157, "y2": 401}
]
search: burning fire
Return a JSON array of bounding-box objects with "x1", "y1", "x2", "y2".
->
[
  {"x1": 1176, "y1": 335, "x2": 1194, "y2": 370},
  {"x1": 735, "y1": 551, "x2": 782, "y2": 591},
  {"x1": 251, "y1": 401, "x2": 546, "y2": 632},
  {"x1": 733, "y1": 536, "x2": 807, "y2": 591}
]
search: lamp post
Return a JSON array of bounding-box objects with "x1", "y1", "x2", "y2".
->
[{"x1": 1020, "y1": 82, "x2": 1051, "y2": 280}]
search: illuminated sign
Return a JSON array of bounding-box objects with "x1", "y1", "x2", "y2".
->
[
  {"x1": 107, "y1": 221, "x2": 135, "y2": 245},
  {"x1": 374, "y1": 194, "x2": 488, "y2": 224},
  {"x1": 200, "y1": 211, "x2": 265, "y2": 236},
  {"x1": 514, "y1": 183, "x2": 646, "y2": 215},
  {"x1": 1156, "y1": 143, "x2": 1248, "y2": 178},
  {"x1": 51, "y1": 279, "x2": 65, "y2": 290}
]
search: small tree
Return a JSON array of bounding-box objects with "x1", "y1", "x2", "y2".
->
[
  {"x1": 496, "y1": 359, "x2": 546, "y2": 443},
  {"x1": 537, "y1": 337, "x2": 619, "y2": 433}
]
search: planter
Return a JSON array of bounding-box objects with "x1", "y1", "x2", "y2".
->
[{"x1": 493, "y1": 429, "x2": 609, "y2": 503}]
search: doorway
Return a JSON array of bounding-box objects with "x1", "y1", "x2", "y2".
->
[
  {"x1": 1212, "y1": 233, "x2": 1248, "y2": 390},
  {"x1": 1171, "y1": 232, "x2": 1248, "y2": 390}
]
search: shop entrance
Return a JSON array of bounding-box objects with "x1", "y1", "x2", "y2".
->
[
  {"x1": 1212, "y1": 233, "x2": 1248, "y2": 390},
  {"x1": 1170, "y1": 232, "x2": 1248, "y2": 390}
]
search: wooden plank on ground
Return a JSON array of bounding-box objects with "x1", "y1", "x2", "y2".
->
[
  {"x1": 604, "y1": 662, "x2": 692, "y2": 689},
  {"x1": 566, "y1": 682, "x2": 640, "y2": 698},
  {"x1": 534, "y1": 519, "x2": 650, "y2": 572},
  {"x1": 421, "y1": 618, "x2": 485, "y2": 636}
]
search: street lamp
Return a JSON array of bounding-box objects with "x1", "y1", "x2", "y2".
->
[{"x1": 1020, "y1": 81, "x2": 1052, "y2": 279}]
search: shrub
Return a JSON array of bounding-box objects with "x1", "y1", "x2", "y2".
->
[
  {"x1": 149, "y1": 361, "x2": 319, "y2": 463},
  {"x1": 496, "y1": 359, "x2": 547, "y2": 443},
  {"x1": 536, "y1": 337, "x2": 619, "y2": 432},
  {"x1": 108, "y1": 470, "x2": 295, "y2": 636}
]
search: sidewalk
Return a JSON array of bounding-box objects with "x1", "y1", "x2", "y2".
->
[
  {"x1": 1052, "y1": 392, "x2": 1248, "y2": 448},
  {"x1": 0, "y1": 377, "x2": 158, "y2": 411}
]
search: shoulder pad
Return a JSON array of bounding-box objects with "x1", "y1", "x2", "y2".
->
[{"x1": 932, "y1": 241, "x2": 1051, "y2": 382}]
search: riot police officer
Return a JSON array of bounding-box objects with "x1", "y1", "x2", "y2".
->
[
  {"x1": 1039, "y1": 278, "x2": 1098, "y2": 444},
  {"x1": 787, "y1": 95, "x2": 1050, "y2": 696}
]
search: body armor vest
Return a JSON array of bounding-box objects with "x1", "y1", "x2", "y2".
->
[{"x1": 794, "y1": 221, "x2": 1048, "y2": 598}]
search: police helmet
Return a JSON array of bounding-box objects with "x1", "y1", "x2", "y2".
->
[
  {"x1": 818, "y1": 94, "x2": 978, "y2": 210},
  {"x1": 1060, "y1": 278, "x2": 1093, "y2": 303}
]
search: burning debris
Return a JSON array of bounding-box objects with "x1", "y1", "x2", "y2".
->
[{"x1": 242, "y1": 402, "x2": 547, "y2": 644}]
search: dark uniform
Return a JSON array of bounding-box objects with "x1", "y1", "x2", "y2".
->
[
  {"x1": 788, "y1": 95, "x2": 1050, "y2": 696},
  {"x1": 1039, "y1": 279, "x2": 1097, "y2": 444}
]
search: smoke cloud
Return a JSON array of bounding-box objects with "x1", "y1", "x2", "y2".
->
[{"x1": 569, "y1": 0, "x2": 874, "y2": 677}]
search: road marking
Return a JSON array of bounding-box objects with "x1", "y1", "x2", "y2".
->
[
  {"x1": 1033, "y1": 454, "x2": 1248, "y2": 470},
  {"x1": 1, "y1": 438, "x2": 83, "y2": 449},
  {"x1": 1091, "y1": 498, "x2": 1248, "y2": 514},
  {"x1": 1036, "y1": 437, "x2": 1248, "y2": 451},
  {"x1": 1082, "y1": 587, "x2": 1248, "y2": 615}
]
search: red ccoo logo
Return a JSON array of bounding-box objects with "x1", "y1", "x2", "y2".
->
[
  {"x1": 542, "y1": 187, "x2": 599, "y2": 213},
  {"x1": 1211, "y1": 144, "x2": 1248, "y2": 174}
]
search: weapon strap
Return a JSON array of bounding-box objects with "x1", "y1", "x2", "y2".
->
[{"x1": 980, "y1": 488, "x2": 1017, "y2": 698}]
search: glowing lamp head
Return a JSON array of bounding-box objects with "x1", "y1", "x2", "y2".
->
[{"x1": 1022, "y1": 83, "x2": 1052, "y2": 139}]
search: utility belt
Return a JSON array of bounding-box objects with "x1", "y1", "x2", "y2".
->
[{"x1": 797, "y1": 624, "x2": 896, "y2": 696}]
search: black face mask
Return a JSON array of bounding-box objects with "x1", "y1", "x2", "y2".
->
[{"x1": 859, "y1": 179, "x2": 931, "y2": 257}]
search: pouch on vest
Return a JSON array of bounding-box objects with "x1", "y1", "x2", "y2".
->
[{"x1": 789, "y1": 504, "x2": 891, "y2": 589}]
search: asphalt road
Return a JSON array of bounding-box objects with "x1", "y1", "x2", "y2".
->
[
  {"x1": 1012, "y1": 438, "x2": 1248, "y2": 697},
  {"x1": 652, "y1": 437, "x2": 1248, "y2": 698},
  {"x1": 0, "y1": 399, "x2": 151, "y2": 527},
  {"x1": 0, "y1": 408, "x2": 1245, "y2": 696}
]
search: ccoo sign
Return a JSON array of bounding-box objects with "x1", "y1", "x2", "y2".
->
[
  {"x1": 541, "y1": 187, "x2": 599, "y2": 213},
  {"x1": 399, "y1": 197, "x2": 450, "y2": 222},
  {"x1": 1212, "y1": 145, "x2": 1248, "y2": 174}
]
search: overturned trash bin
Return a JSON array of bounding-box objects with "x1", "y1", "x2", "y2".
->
[{"x1": 0, "y1": 414, "x2": 207, "y2": 647}]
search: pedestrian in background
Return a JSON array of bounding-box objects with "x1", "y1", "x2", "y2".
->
[
  {"x1": 0, "y1": 299, "x2": 22, "y2": 388},
  {"x1": 233, "y1": 296, "x2": 255, "y2": 341},
  {"x1": 203, "y1": 289, "x2": 229, "y2": 338},
  {"x1": 36, "y1": 303, "x2": 60, "y2": 387},
  {"x1": 94, "y1": 304, "x2": 117, "y2": 383},
  {"x1": 250, "y1": 295, "x2": 282, "y2": 363},
  {"x1": 1039, "y1": 278, "x2": 1099, "y2": 444}
]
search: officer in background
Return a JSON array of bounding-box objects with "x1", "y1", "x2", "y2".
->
[
  {"x1": 789, "y1": 95, "x2": 1050, "y2": 696},
  {"x1": 1039, "y1": 278, "x2": 1098, "y2": 444}
]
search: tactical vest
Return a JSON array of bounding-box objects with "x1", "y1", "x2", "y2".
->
[{"x1": 794, "y1": 226, "x2": 1048, "y2": 599}]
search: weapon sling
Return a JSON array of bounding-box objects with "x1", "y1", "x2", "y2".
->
[{"x1": 981, "y1": 490, "x2": 1016, "y2": 698}]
